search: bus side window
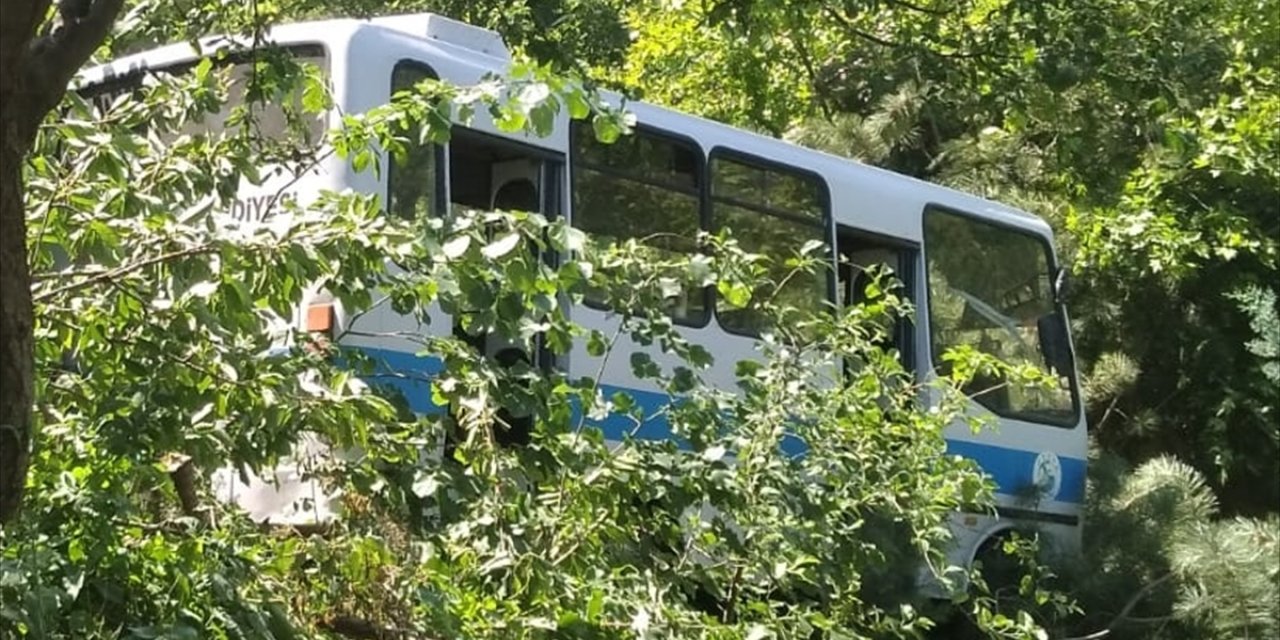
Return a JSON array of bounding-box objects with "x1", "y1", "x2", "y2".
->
[
  {"x1": 387, "y1": 61, "x2": 440, "y2": 221},
  {"x1": 570, "y1": 123, "x2": 707, "y2": 324},
  {"x1": 710, "y1": 154, "x2": 828, "y2": 335}
]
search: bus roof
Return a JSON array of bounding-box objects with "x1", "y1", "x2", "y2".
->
[{"x1": 79, "y1": 14, "x2": 1054, "y2": 240}]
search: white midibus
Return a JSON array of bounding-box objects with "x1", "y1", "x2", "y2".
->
[{"x1": 81, "y1": 13, "x2": 1087, "y2": 572}]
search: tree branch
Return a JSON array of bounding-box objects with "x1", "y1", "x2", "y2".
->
[
  {"x1": 162, "y1": 453, "x2": 201, "y2": 517},
  {"x1": 822, "y1": 7, "x2": 901, "y2": 49},
  {"x1": 882, "y1": 0, "x2": 950, "y2": 16},
  {"x1": 784, "y1": 10, "x2": 831, "y2": 120},
  {"x1": 0, "y1": 0, "x2": 52, "y2": 69},
  {"x1": 19, "y1": 0, "x2": 127, "y2": 141},
  {"x1": 824, "y1": 5, "x2": 1002, "y2": 60},
  {"x1": 722, "y1": 565, "x2": 744, "y2": 623},
  {"x1": 1058, "y1": 573, "x2": 1176, "y2": 640},
  {"x1": 32, "y1": 244, "x2": 218, "y2": 304}
]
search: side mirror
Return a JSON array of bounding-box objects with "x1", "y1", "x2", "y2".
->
[
  {"x1": 1037, "y1": 312, "x2": 1074, "y2": 376},
  {"x1": 1053, "y1": 266, "x2": 1072, "y2": 305}
]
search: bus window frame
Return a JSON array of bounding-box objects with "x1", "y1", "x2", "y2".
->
[
  {"x1": 706, "y1": 146, "x2": 834, "y2": 339},
  {"x1": 921, "y1": 203, "x2": 1083, "y2": 429},
  {"x1": 446, "y1": 125, "x2": 566, "y2": 215},
  {"x1": 388, "y1": 58, "x2": 448, "y2": 218},
  {"x1": 569, "y1": 121, "x2": 711, "y2": 329}
]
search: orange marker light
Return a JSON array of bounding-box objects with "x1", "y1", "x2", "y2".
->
[{"x1": 305, "y1": 303, "x2": 334, "y2": 333}]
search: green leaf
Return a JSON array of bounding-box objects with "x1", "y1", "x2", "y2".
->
[
  {"x1": 494, "y1": 108, "x2": 527, "y2": 132},
  {"x1": 530, "y1": 104, "x2": 555, "y2": 136},
  {"x1": 566, "y1": 91, "x2": 591, "y2": 119},
  {"x1": 411, "y1": 472, "x2": 440, "y2": 498},
  {"x1": 718, "y1": 281, "x2": 752, "y2": 308},
  {"x1": 481, "y1": 233, "x2": 520, "y2": 259},
  {"x1": 265, "y1": 602, "x2": 298, "y2": 640},
  {"x1": 550, "y1": 224, "x2": 586, "y2": 253},
  {"x1": 592, "y1": 116, "x2": 622, "y2": 144},
  {"x1": 517, "y1": 82, "x2": 550, "y2": 111},
  {"x1": 587, "y1": 331, "x2": 609, "y2": 357},
  {"x1": 442, "y1": 235, "x2": 471, "y2": 259},
  {"x1": 629, "y1": 352, "x2": 659, "y2": 379},
  {"x1": 302, "y1": 76, "x2": 327, "y2": 114},
  {"x1": 586, "y1": 589, "x2": 604, "y2": 622}
]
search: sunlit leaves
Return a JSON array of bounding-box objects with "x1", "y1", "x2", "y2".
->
[
  {"x1": 3, "y1": 24, "x2": 1060, "y2": 640},
  {"x1": 334, "y1": 57, "x2": 631, "y2": 177}
]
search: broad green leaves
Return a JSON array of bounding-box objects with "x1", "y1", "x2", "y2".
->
[{"x1": 1, "y1": 42, "x2": 1049, "y2": 639}]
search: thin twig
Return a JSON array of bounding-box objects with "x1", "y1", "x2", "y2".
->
[
  {"x1": 882, "y1": 0, "x2": 950, "y2": 16},
  {"x1": 573, "y1": 323, "x2": 625, "y2": 436},
  {"x1": 34, "y1": 244, "x2": 218, "y2": 303},
  {"x1": 1058, "y1": 573, "x2": 1175, "y2": 640}
]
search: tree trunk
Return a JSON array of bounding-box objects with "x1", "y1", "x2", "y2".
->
[
  {"x1": 0, "y1": 127, "x2": 35, "y2": 525},
  {"x1": 0, "y1": 0, "x2": 127, "y2": 525}
]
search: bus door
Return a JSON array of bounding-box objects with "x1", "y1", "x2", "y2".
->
[
  {"x1": 444, "y1": 127, "x2": 564, "y2": 446},
  {"x1": 835, "y1": 227, "x2": 918, "y2": 373}
]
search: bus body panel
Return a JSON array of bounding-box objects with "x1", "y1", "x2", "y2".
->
[{"x1": 80, "y1": 13, "x2": 1087, "y2": 569}]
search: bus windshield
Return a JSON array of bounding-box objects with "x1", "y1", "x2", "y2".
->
[{"x1": 924, "y1": 208, "x2": 1078, "y2": 427}]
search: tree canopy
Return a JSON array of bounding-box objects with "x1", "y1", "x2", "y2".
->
[{"x1": 0, "y1": 0, "x2": 1277, "y2": 638}]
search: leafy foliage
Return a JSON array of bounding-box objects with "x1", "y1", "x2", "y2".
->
[
  {"x1": 2, "y1": 37, "x2": 1053, "y2": 639},
  {"x1": 4, "y1": 0, "x2": 1278, "y2": 637}
]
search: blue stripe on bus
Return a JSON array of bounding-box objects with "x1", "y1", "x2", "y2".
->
[
  {"x1": 945, "y1": 440, "x2": 1086, "y2": 505},
  {"x1": 584, "y1": 383, "x2": 811, "y2": 458},
  {"x1": 345, "y1": 346, "x2": 446, "y2": 413},
  {"x1": 352, "y1": 346, "x2": 1085, "y2": 504}
]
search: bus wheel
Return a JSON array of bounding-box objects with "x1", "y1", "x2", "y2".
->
[
  {"x1": 929, "y1": 531, "x2": 1030, "y2": 640},
  {"x1": 973, "y1": 531, "x2": 1029, "y2": 600}
]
